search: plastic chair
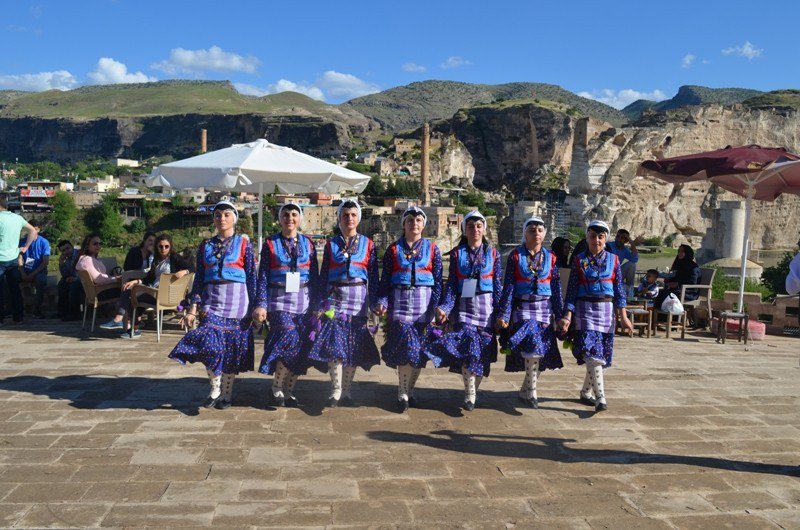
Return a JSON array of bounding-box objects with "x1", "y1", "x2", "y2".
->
[
  {"x1": 77, "y1": 269, "x2": 120, "y2": 332},
  {"x1": 130, "y1": 272, "x2": 194, "y2": 342}
]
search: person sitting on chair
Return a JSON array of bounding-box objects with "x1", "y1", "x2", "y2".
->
[{"x1": 635, "y1": 269, "x2": 660, "y2": 299}]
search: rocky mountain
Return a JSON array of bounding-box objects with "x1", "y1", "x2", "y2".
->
[
  {"x1": 0, "y1": 81, "x2": 376, "y2": 162},
  {"x1": 343, "y1": 80, "x2": 628, "y2": 130},
  {"x1": 622, "y1": 85, "x2": 763, "y2": 121}
]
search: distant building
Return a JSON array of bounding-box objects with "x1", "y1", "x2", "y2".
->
[
  {"x1": 18, "y1": 181, "x2": 71, "y2": 211},
  {"x1": 116, "y1": 158, "x2": 140, "y2": 168},
  {"x1": 77, "y1": 175, "x2": 119, "y2": 193}
]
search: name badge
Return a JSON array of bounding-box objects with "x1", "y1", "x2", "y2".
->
[
  {"x1": 462, "y1": 279, "x2": 477, "y2": 298},
  {"x1": 285, "y1": 272, "x2": 301, "y2": 293},
  {"x1": 24, "y1": 257, "x2": 36, "y2": 268}
]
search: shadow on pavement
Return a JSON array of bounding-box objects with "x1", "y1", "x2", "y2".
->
[{"x1": 366, "y1": 429, "x2": 800, "y2": 477}]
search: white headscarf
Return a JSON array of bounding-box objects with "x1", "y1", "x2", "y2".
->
[
  {"x1": 587, "y1": 219, "x2": 610, "y2": 234},
  {"x1": 278, "y1": 202, "x2": 304, "y2": 227},
  {"x1": 213, "y1": 200, "x2": 238, "y2": 223},
  {"x1": 460, "y1": 210, "x2": 486, "y2": 234},
  {"x1": 401, "y1": 206, "x2": 427, "y2": 228},
  {"x1": 522, "y1": 215, "x2": 545, "y2": 241},
  {"x1": 337, "y1": 199, "x2": 362, "y2": 223}
]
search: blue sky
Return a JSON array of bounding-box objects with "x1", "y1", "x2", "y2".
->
[{"x1": 2, "y1": 0, "x2": 798, "y2": 108}]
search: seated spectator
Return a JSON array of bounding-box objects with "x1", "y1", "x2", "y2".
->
[
  {"x1": 654, "y1": 244, "x2": 701, "y2": 308},
  {"x1": 56, "y1": 240, "x2": 83, "y2": 320},
  {"x1": 118, "y1": 234, "x2": 192, "y2": 339},
  {"x1": 75, "y1": 233, "x2": 122, "y2": 325},
  {"x1": 18, "y1": 219, "x2": 50, "y2": 318},
  {"x1": 605, "y1": 228, "x2": 642, "y2": 289},
  {"x1": 635, "y1": 269, "x2": 660, "y2": 299},
  {"x1": 124, "y1": 232, "x2": 156, "y2": 271},
  {"x1": 550, "y1": 236, "x2": 571, "y2": 269}
]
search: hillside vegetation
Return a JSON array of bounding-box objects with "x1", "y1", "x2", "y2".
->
[
  {"x1": 743, "y1": 89, "x2": 800, "y2": 110},
  {"x1": 343, "y1": 80, "x2": 627, "y2": 130},
  {"x1": 0, "y1": 80, "x2": 347, "y2": 120}
]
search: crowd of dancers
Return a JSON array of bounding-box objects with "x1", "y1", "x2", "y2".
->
[{"x1": 168, "y1": 200, "x2": 633, "y2": 413}]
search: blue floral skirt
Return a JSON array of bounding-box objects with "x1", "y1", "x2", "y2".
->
[
  {"x1": 259, "y1": 311, "x2": 312, "y2": 376},
  {"x1": 572, "y1": 330, "x2": 614, "y2": 367},
  {"x1": 381, "y1": 321, "x2": 436, "y2": 369},
  {"x1": 169, "y1": 313, "x2": 253, "y2": 375},
  {"x1": 430, "y1": 323, "x2": 497, "y2": 377},
  {"x1": 503, "y1": 320, "x2": 563, "y2": 373},
  {"x1": 308, "y1": 315, "x2": 380, "y2": 371}
]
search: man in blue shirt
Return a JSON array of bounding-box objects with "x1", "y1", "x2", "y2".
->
[
  {"x1": 0, "y1": 198, "x2": 37, "y2": 324},
  {"x1": 606, "y1": 228, "x2": 641, "y2": 290},
  {"x1": 19, "y1": 219, "x2": 50, "y2": 318}
]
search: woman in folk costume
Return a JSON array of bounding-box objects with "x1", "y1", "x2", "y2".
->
[
  {"x1": 375, "y1": 206, "x2": 443, "y2": 413},
  {"x1": 254, "y1": 203, "x2": 320, "y2": 408},
  {"x1": 169, "y1": 201, "x2": 256, "y2": 410},
  {"x1": 557, "y1": 220, "x2": 633, "y2": 412},
  {"x1": 308, "y1": 199, "x2": 380, "y2": 408},
  {"x1": 432, "y1": 211, "x2": 501, "y2": 411},
  {"x1": 496, "y1": 216, "x2": 565, "y2": 408}
]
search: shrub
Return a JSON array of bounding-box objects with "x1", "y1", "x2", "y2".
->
[
  {"x1": 761, "y1": 251, "x2": 795, "y2": 296},
  {"x1": 642, "y1": 236, "x2": 662, "y2": 247},
  {"x1": 711, "y1": 267, "x2": 774, "y2": 301},
  {"x1": 127, "y1": 218, "x2": 146, "y2": 234}
]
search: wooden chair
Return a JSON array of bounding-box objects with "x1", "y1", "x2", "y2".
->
[
  {"x1": 680, "y1": 267, "x2": 716, "y2": 329},
  {"x1": 77, "y1": 269, "x2": 120, "y2": 332},
  {"x1": 130, "y1": 273, "x2": 194, "y2": 342}
]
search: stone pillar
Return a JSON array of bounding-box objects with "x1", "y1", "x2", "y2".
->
[
  {"x1": 721, "y1": 200, "x2": 746, "y2": 259},
  {"x1": 421, "y1": 123, "x2": 430, "y2": 206},
  {"x1": 200, "y1": 129, "x2": 208, "y2": 153}
]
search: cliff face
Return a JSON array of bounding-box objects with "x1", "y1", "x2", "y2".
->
[
  {"x1": 0, "y1": 113, "x2": 362, "y2": 162},
  {"x1": 568, "y1": 104, "x2": 800, "y2": 252}
]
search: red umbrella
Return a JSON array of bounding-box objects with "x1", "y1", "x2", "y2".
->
[{"x1": 637, "y1": 145, "x2": 800, "y2": 311}]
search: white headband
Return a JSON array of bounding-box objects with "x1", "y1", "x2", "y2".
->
[
  {"x1": 522, "y1": 216, "x2": 545, "y2": 240},
  {"x1": 401, "y1": 206, "x2": 427, "y2": 228},
  {"x1": 337, "y1": 199, "x2": 362, "y2": 223},
  {"x1": 461, "y1": 210, "x2": 486, "y2": 234},
  {"x1": 587, "y1": 219, "x2": 610, "y2": 234},
  {"x1": 279, "y1": 202, "x2": 304, "y2": 226},
  {"x1": 213, "y1": 200, "x2": 238, "y2": 223}
]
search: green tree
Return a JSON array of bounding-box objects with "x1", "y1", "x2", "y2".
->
[
  {"x1": 346, "y1": 162, "x2": 372, "y2": 174},
  {"x1": 87, "y1": 193, "x2": 125, "y2": 244},
  {"x1": 171, "y1": 194, "x2": 185, "y2": 209},
  {"x1": 142, "y1": 199, "x2": 164, "y2": 225},
  {"x1": 364, "y1": 174, "x2": 386, "y2": 196},
  {"x1": 48, "y1": 190, "x2": 78, "y2": 242},
  {"x1": 761, "y1": 251, "x2": 795, "y2": 296}
]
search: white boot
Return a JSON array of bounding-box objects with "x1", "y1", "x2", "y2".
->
[
  {"x1": 205, "y1": 369, "x2": 222, "y2": 408},
  {"x1": 328, "y1": 361, "x2": 343, "y2": 406},
  {"x1": 283, "y1": 371, "x2": 299, "y2": 406},
  {"x1": 271, "y1": 362, "x2": 287, "y2": 399},
  {"x1": 462, "y1": 365, "x2": 476, "y2": 410},
  {"x1": 219, "y1": 373, "x2": 235, "y2": 408},
  {"x1": 588, "y1": 361, "x2": 607, "y2": 411},
  {"x1": 580, "y1": 369, "x2": 595, "y2": 405},
  {"x1": 342, "y1": 367, "x2": 357, "y2": 403},
  {"x1": 397, "y1": 365, "x2": 412, "y2": 402},
  {"x1": 519, "y1": 357, "x2": 540, "y2": 408},
  {"x1": 408, "y1": 367, "x2": 422, "y2": 403}
]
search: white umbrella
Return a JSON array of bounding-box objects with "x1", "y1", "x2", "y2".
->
[{"x1": 146, "y1": 138, "x2": 370, "y2": 251}]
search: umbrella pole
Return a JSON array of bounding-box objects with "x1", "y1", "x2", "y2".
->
[
  {"x1": 258, "y1": 182, "x2": 264, "y2": 255},
  {"x1": 737, "y1": 186, "x2": 754, "y2": 312}
]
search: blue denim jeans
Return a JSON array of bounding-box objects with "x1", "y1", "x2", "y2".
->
[{"x1": 0, "y1": 260, "x2": 23, "y2": 322}]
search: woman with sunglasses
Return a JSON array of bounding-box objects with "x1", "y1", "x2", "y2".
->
[
  {"x1": 557, "y1": 220, "x2": 633, "y2": 413},
  {"x1": 432, "y1": 211, "x2": 501, "y2": 411},
  {"x1": 375, "y1": 206, "x2": 443, "y2": 413},
  {"x1": 496, "y1": 216, "x2": 564, "y2": 409},
  {"x1": 120, "y1": 234, "x2": 192, "y2": 338},
  {"x1": 254, "y1": 203, "x2": 319, "y2": 408},
  {"x1": 308, "y1": 200, "x2": 380, "y2": 408},
  {"x1": 169, "y1": 201, "x2": 257, "y2": 410}
]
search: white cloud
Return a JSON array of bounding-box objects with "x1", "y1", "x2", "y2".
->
[
  {"x1": 578, "y1": 88, "x2": 668, "y2": 109},
  {"x1": 316, "y1": 71, "x2": 379, "y2": 100},
  {"x1": 0, "y1": 70, "x2": 78, "y2": 91},
  {"x1": 681, "y1": 54, "x2": 695, "y2": 69},
  {"x1": 151, "y1": 46, "x2": 261, "y2": 75},
  {"x1": 722, "y1": 41, "x2": 763, "y2": 60},
  {"x1": 402, "y1": 62, "x2": 427, "y2": 73},
  {"x1": 234, "y1": 80, "x2": 325, "y2": 101},
  {"x1": 440, "y1": 56, "x2": 472, "y2": 69},
  {"x1": 6, "y1": 25, "x2": 42, "y2": 36},
  {"x1": 88, "y1": 58, "x2": 156, "y2": 85}
]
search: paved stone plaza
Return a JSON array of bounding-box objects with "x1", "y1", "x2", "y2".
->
[{"x1": 0, "y1": 320, "x2": 797, "y2": 528}]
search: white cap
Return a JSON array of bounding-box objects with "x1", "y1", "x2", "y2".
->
[
  {"x1": 522, "y1": 216, "x2": 545, "y2": 240},
  {"x1": 337, "y1": 199, "x2": 362, "y2": 223},
  {"x1": 278, "y1": 202, "x2": 304, "y2": 226},
  {"x1": 461, "y1": 210, "x2": 486, "y2": 234},
  {"x1": 401, "y1": 206, "x2": 427, "y2": 227},
  {"x1": 213, "y1": 200, "x2": 238, "y2": 223},
  {"x1": 587, "y1": 219, "x2": 610, "y2": 233}
]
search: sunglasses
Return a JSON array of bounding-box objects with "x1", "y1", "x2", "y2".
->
[{"x1": 158, "y1": 244, "x2": 171, "y2": 249}]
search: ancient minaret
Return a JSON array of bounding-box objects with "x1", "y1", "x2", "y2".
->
[
  {"x1": 421, "y1": 122, "x2": 431, "y2": 205},
  {"x1": 200, "y1": 129, "x2": 208, "y2": 153}
]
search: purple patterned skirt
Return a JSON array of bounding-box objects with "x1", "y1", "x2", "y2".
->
[
  {"x1": 381, "y1": 321, "x2": 437, "y2": 369},
  {"x1": 430, "y1": 323, "x2": 497, "y2": 377},
  {"x1": 308, "y1": 315, "x2": 380, "y2": 371},
  {"x1": 259, "y1": 311, "x2": 312, "y2": 376},
  {"x1": 572, "y1": 330, "x2": 614, "y2": 367},
  {"x1": 503, "y1": 320, "x2": 563, "y2": 373},
  {"x1": 168, "y1": 313, "x2": 253, "y2": 375}
]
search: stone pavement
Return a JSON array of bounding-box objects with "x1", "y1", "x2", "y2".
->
[{"x1": 0, "y1": 320, "x2": 797, "y2": 528}]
